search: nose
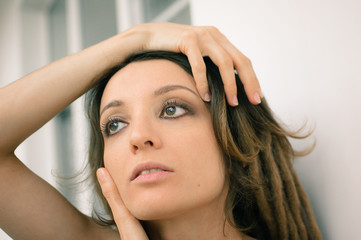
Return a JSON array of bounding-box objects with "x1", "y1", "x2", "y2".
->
[{"x1": 129, "y1": 116, "x2": 162, "y2": 153}]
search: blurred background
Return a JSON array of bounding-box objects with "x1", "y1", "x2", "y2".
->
[{"x1": 0, "y1": 0, "x2": 360, "y2": 239}]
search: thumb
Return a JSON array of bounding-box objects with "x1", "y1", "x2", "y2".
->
[{"x1": 97, "y1": 168, "x2": 149, "y2": 240}]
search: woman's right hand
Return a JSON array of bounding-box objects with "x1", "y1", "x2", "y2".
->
[
  {"x1": 112, "y1": 23, "x2": 262, "y2": 106},
  {"x1": 97, "y1": 168, "x2": 149, "y2": 240}
]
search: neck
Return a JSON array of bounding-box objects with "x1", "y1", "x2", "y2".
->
[{"x1": 142, "y1": 198, "x2": 244, "y2": 240}]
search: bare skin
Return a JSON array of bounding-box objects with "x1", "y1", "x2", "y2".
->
[
  {"x1": 0, "y1": 23, "x2": 261, "y2": 239},
  {"x1": 98, "y1": 59, "x2": 245, "y2": 240}
]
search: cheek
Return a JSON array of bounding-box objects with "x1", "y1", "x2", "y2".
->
[
  {"x1": 179, "y1": 119, "x2": 223, "y2": 168},
  {"x1": 103, "y1": 142, "x2": 129, "y2": 190},
  {"x1": 167, "y1": 120, "x2": 226, "y2": 192}
]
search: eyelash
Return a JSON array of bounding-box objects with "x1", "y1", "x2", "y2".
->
[
  {"x1": 160, "y1": 100, "x2": 191, "y2": 119},
  {"x1": 101, "y1": 100, "x2": 192, "y2": 137},
  {"x1": 101, "y1": 117, "x2": 126, "y2": 137}
]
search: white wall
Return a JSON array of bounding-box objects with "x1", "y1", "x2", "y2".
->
[
  {"x1": 190, "y1": 0, "x2": 361, "y2": 239},
  {"x1": 0, "y1": 0, "x2": 56, "y2": 182},
  {"x1": 0, "y1": 0, "x2": 57, "y2": 239},
  {"x1": 0, "y1": 0, "x2": 21, "y2": 87},
  {"x1": 1, "y1": 0, "x2": 360, "y2": 239},
  {"x1": 0, "y1": 3, "x2": 21, "y2": 238}
]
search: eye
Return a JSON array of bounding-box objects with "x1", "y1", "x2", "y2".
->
[
  {"x1": 102, "y1": 118, "x2": 127, "y2": 136},
  {"x1": 160, "y1": 100, "x2": 189, "y2": 119}
]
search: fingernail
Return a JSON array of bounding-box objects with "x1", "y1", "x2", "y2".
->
[
  {"x1": 232, "y1": 95, "x2": 239, "y2": 106},
  {"x1": 254, "y1": 93, "x2": 261, "y2": 104},
  {"x1": 204, "y1": 93, "x2": 211, "y2": 102},
  {"x1": 97, "y1": 168, "x2": 106, "y2": 182}
]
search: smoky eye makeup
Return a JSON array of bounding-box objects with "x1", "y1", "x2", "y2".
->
[
  {"x1": 100, "y1": 96, "x2": 197, "y2": 137},
  {"x1": 159, "y1": 99, "x2": 194, "y2": 119},
  {"x1": 100, "y1": 116, "x2": 128, "y2": 137}
]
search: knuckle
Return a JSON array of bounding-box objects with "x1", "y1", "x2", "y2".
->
[
  {"x1": 100, "y1": 184, "x2": 114, "y2": 199},
  {"x1": 237, "y1": 56, "x2": 252, "y2": 68},
  {"x1": 219, "y1": 56, "x2": 233, "y2": 67},
  {"x1": 222, "y1": 80, "x2": 235, "y2": 88},
  {"x1": 208, "y1": 26, "x2": 223, "y2": 36},
  {"x1": 182, "y1": 30, "x2": 197, "y2": 42},
  {"x1": 196, "y1": 80, "x2": 208, "y2": 90},
  {"x1": 102, "y1": 190, "x2": 114, "y2": 201},
  {"x1": 197, "y1": 27, "x2": 211, "y2": 38},
  {"x1": 244, "y1": 56, "x2": 252, "y2": 66},
  {"x1": 233, "y1": 57, "x2": 243, "y2": 69},
  {"x1": 192, "y1": 61, "x2": 206, "y2": 74},
  {"x1": 206, "y1": 26, "x2": 220, "y2": 34}
]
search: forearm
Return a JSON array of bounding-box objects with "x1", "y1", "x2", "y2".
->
[
  {"x1": 0, "y1": 155, "x2": 119, "y2": 240},
  {"x1": 0, "y1": 22, "x2": 262, "y2": 155},
  {"x1": 0, "y1": 27, "x2": 144, "y2": 154}
]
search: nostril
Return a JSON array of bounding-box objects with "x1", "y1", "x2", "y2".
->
[{"x1": 132, "y1": 140, "x2": 154, "y2": 152}]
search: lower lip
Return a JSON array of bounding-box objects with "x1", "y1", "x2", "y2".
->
[{"x1": 132, "y1": 171, "x2": 173, "y2": 183}]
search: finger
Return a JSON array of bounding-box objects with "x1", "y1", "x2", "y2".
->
[
  {"x1": 97, "y1": 168, "x2": 127, "y2": 220},
  {"x1": 202, "y1": 38, "x2": 238, "y2": 106},
  {"x1": 97, "y1": 168, "x2": 148, "y2": 239},
  {"x1": 208, "y1": 28, "x2": 263, "y2": 104},
  {"x1": 186, "y1": 46, "x2": 211, "y2": 102},
  {"x1": 179, "y1": 31, "x2": 210, "y2": 102},
  {"x1": 225, "y1": 44, "x2": 262, "y2": 105},
  {"x1": 235, "y1": 57, "x2": 263, "y2": 105}
]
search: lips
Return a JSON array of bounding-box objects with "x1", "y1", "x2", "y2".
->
[{"x1": 130, "y1": 162, "x2": 174, "y2": 181}]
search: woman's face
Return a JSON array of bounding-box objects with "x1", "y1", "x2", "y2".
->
[{"x1": 100, "y1": 59, "x2": 227, "y2": 220}]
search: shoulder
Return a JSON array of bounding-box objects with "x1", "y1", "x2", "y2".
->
[{"x1": 85, "y1": 217, "x2": 120, "y2": 240}]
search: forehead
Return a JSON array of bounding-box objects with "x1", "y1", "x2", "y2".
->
[{"x1": 100, "y1": 59, "x2": 196, "y2": 105}]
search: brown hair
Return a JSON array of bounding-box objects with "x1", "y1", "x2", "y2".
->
[{"x1": 85, "y1": 51, "x2": 322, "y2": 240}]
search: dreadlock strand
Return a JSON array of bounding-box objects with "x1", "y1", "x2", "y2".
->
[
  {"x1": 284, "y1": 200, "x2": 300, "y2": 240},
  {"x1": 290, "y1": 166, "x2": 322, "y2": 239},
  {"x1": 273, "y1": 139, "x2": 308, "y2": 240},
  {"x1": 260, "y1": 134, "x2": 288, "y2": 238},
  {"x1": 248, "y1": 156, "x2": 278, "y2": 239},
  {"x1": 278, "y1": 130, "x2": 322, "y2": 239}
]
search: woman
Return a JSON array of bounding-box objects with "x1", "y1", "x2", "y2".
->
[
  {"x1": 0, "y1": 23, "x2": 320, "y2": 239},
  {"x1": 89, "y1": 51, "x2": 321, "y2": 240}
]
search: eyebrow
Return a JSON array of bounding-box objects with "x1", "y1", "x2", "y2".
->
[
  {"x1": 100, "y1": 84, "x2": 198, "y2": 117},
  {"x1": 100, "y1": 100, "x2": 123, "y2": 116},
  {"x1": 154, "y1": 84, "x2": 198, "y2": 97}
]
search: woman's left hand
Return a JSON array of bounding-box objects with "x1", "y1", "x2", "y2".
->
[
  {"x1": 97, "y1": 168, "x2": 149, "y2": 240},
  {"x1": 119, "y1": 23, "x2": 263, "y2": 106}
]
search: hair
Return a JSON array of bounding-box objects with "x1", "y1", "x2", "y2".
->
[{"x1": 85, "y1": 51, "x2": 322, "y2": 240}]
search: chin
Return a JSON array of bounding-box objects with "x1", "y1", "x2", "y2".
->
[
  {"x1": 125, "y1": 194, "x2": 192, "y2": 221},
  {"x1": 129, "y1": 203, "x2": 181, "y2": 221},
  {"x1": 122, "y1": 186, "x2": 181, "y2": 220},
  {"x1": 126, "y1": 194, "x2": 217, "y2": 222}
]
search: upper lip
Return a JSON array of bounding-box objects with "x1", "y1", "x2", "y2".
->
[{"x1": 130, "y1": 162, "x2": 174, "y2": 181}]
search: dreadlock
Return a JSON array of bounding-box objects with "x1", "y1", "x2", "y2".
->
[{"x1": 205, "y1": 56, "x2": 322, "y2": 239}]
